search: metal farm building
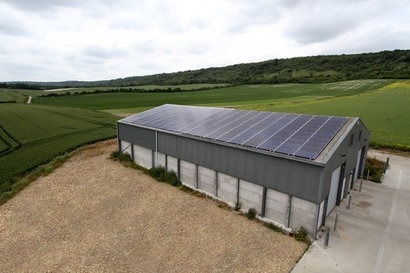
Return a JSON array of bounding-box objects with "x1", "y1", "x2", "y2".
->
[{"x1": 117, "y1": 104, "x2": 369, "y2": 237}]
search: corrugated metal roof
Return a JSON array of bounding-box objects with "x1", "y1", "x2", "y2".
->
[{"x1": 119, "y1": 104, "x2": 351, "y2": 163}]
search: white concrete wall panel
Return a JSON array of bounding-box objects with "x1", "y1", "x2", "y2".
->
[
  {"x1": 120, "y1": 140, "x2": 132, "y2": 157},
  {"x1": 167, "y1": 156, "x2": 178, "y2": 174},
  {"x1": 198, "y1": 166, "x2": 216, "y2": 196},
  {"x1": 134, "y1": 144, "x2": 152, "y2": 169},
  {"x1": 265, "y1": 189, "x2": 289, "y2": 227},
  {"x1": 217, "y1": 173, "x2": 237, "y2": 207},
  {"x1": 180, "y1": 160, "x2": 196, "y2": 188},
  {"x1": 239, "y1": 179, "x2": 263, "y2": 214},
  {"x1": 156, "y1": 152, "x2": 166, "y2": 168},
  {"x1": 289, "y1": 196, "x2": 317, "y2": 235}
]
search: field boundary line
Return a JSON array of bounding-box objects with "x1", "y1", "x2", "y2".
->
[{"x1": 0, "y1": 125, "x2": 21, "y2": 157}]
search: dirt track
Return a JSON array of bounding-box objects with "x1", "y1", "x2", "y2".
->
[{"x1": 0, "y1": 140, "x2": 306, "y2": 272}]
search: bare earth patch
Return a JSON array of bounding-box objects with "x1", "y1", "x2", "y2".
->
[{"x1": 0, "y1": 140, "x2": 306, "y2": 272}]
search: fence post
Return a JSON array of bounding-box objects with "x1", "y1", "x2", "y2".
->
[
  {"x1": 347, "y1": 195, "x2": 352, "y2": 209},
  {"x1": 324, "y1": 227, "x2": 330, "y2": 248},
  {"x1": 383, "y1": 157, "x2": 390, "y2": 173},
  {"x1": 359, "y1": 178, "x2": 363, "y2": 192},
  {"x1": 334, "y1": 213, "x2": 339, "y2": 231}
]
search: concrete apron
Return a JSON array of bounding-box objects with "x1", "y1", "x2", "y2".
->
[{"x1": 292, "y1": 150, "x2": 410, "y2": 273}]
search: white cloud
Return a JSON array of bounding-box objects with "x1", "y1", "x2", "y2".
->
[{"x1": 0, "y1": 0, "x2": 409, "y2": 81}]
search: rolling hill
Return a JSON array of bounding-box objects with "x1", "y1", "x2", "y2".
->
[{"x1": 1, "y1": 49, "x2": 409, "y2": 88}]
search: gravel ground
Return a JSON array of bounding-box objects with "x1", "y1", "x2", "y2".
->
[{"x1": 0, "y1": 140, "x2": 306, "y2": 273}]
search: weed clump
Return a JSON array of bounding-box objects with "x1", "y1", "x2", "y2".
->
[
  {"x1": 294, "y1": 227, "x2": 311, "y2": 245},
  {"x1": 110, "y1": 151, "x2": 133, "y2": 162},
  {"x1": 148, "y1": 166, "x2": 181, "y2": 187},
  {"x1": 247, "y1": 208, "x2": 257, "y2": 220},
  {"x1": 264, "y1": 222, "x2": 285, "y2": 234}
]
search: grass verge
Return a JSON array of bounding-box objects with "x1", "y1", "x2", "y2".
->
[
  {"x1": 0, "y1": 153, "x2": 69, "y2": 205},
  {"x1": 0, "y1": 139, "x2": 117, "y2": 205}
]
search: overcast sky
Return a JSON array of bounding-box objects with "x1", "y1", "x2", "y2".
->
[{"x1": 0, "y1": 0, "x2": 409, "y2": 82}]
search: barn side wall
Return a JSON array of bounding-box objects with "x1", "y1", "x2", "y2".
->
[
  {"x1": 320, "y1": 118, "x2": 370, "y2": 213},
  {"x1": 117, "y1": 122, "x2": 332, "y2": 236},
  {"x1": 155, "y1": 131, "x2": 323, "y2": 204}
]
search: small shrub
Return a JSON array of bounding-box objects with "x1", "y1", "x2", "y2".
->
[
  {"x1": 148, "y1": 167, "x2": 181, "y2": 187},
  {"x1": 162, "y1": 171, "x2": 181, "y2": 186},
  {"x1": 110, "y1": 150, "x2": 120, "y2": 159},
  {"x1": 364, "y1": 157, "x2": 385, "y2": 183},
  {"x1": 148, "y1": 166, "x2": 166, "y2": 179},
  {"x1": 294, "y1": 226, "x2": 311, "y2": 245},
  {"x1": 247, "y1": 208, "x2": 257, "y2": 220},
  {"x1": 110, "y1": 151, "x2": 133, "y2": 162}
]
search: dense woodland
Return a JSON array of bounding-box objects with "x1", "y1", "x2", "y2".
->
[{"x1": 3, "y1": 49, "x2": 410, "y2": 88}]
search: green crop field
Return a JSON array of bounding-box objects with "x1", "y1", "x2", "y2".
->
[
  {"x1": 33, "y1": 79, "x2": 391, "y2": 111},
  {"x1": 258, "y1": 81, "x2": 410, "y2": 150},
  {"x1": 0, "y1": 104, "x2": 118, "y2": 190},
  {"x1": 32, "y1": 79, "x2": 410, "y2": 150},
  {"x1": 0, "y1": 88, "x2": 44, "y2": 103}
]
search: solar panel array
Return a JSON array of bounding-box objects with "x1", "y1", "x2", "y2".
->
[{"x1": 122, "y1": 104, "x2": 347, "y2": 160}]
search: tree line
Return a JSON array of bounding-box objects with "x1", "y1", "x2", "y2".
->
[{"x1": 2, "y1": 49, "x2": 410, "y2": 88}]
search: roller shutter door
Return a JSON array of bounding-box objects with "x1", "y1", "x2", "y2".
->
[
  {"x1": 317, "y1": 200, "x2": 325, "y2": 228},
  {"x1": 355, "y1": 149, "x2": 361, "y2": 180},
  {"x1": 327, "y1": 166, "x2": 341, "y2": 215}
]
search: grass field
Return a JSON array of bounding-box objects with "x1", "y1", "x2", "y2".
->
[
  {"x1": 0, "y1": 88, "x2": 42, "y2": 103},
  {"x1": 32, "y1": 79, "x2": 410, "y2": 150},
  {"x1": 34, "y1": 79, "x2": 391, "y2": 111},
  {"x1": 0, "y1": 104, "x2": 117, "y2": 189},
  {"x1": 254, "y1": 81, "x2": 410, "y2": 149}
]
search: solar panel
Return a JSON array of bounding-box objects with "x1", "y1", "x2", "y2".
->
[
  {"x1": 204, "y1": 111, "x2": 255, "y2": 139},
  {"x1": 184, "y1": 110, "x2": 239, "y2": 136},
  {"x1": 122, "y1": 104, "x2": 348, "y2": 161},
  {"x1": 217, "y1": 112, "x2": 269, "y2": 141},
  {"x1": 243, "y1": 114, "x2": 297, "y2": 147}
]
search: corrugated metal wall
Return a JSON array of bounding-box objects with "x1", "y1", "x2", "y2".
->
[
  {"x1": 157, "y1": 131, "x2": 322, "y2": 203},
  {"x1": 118, "y1": 123, "x2": 155, "y2": 150},
  {"x1": 320, "y1": 118, "x2": 370, "y2": 202}
]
